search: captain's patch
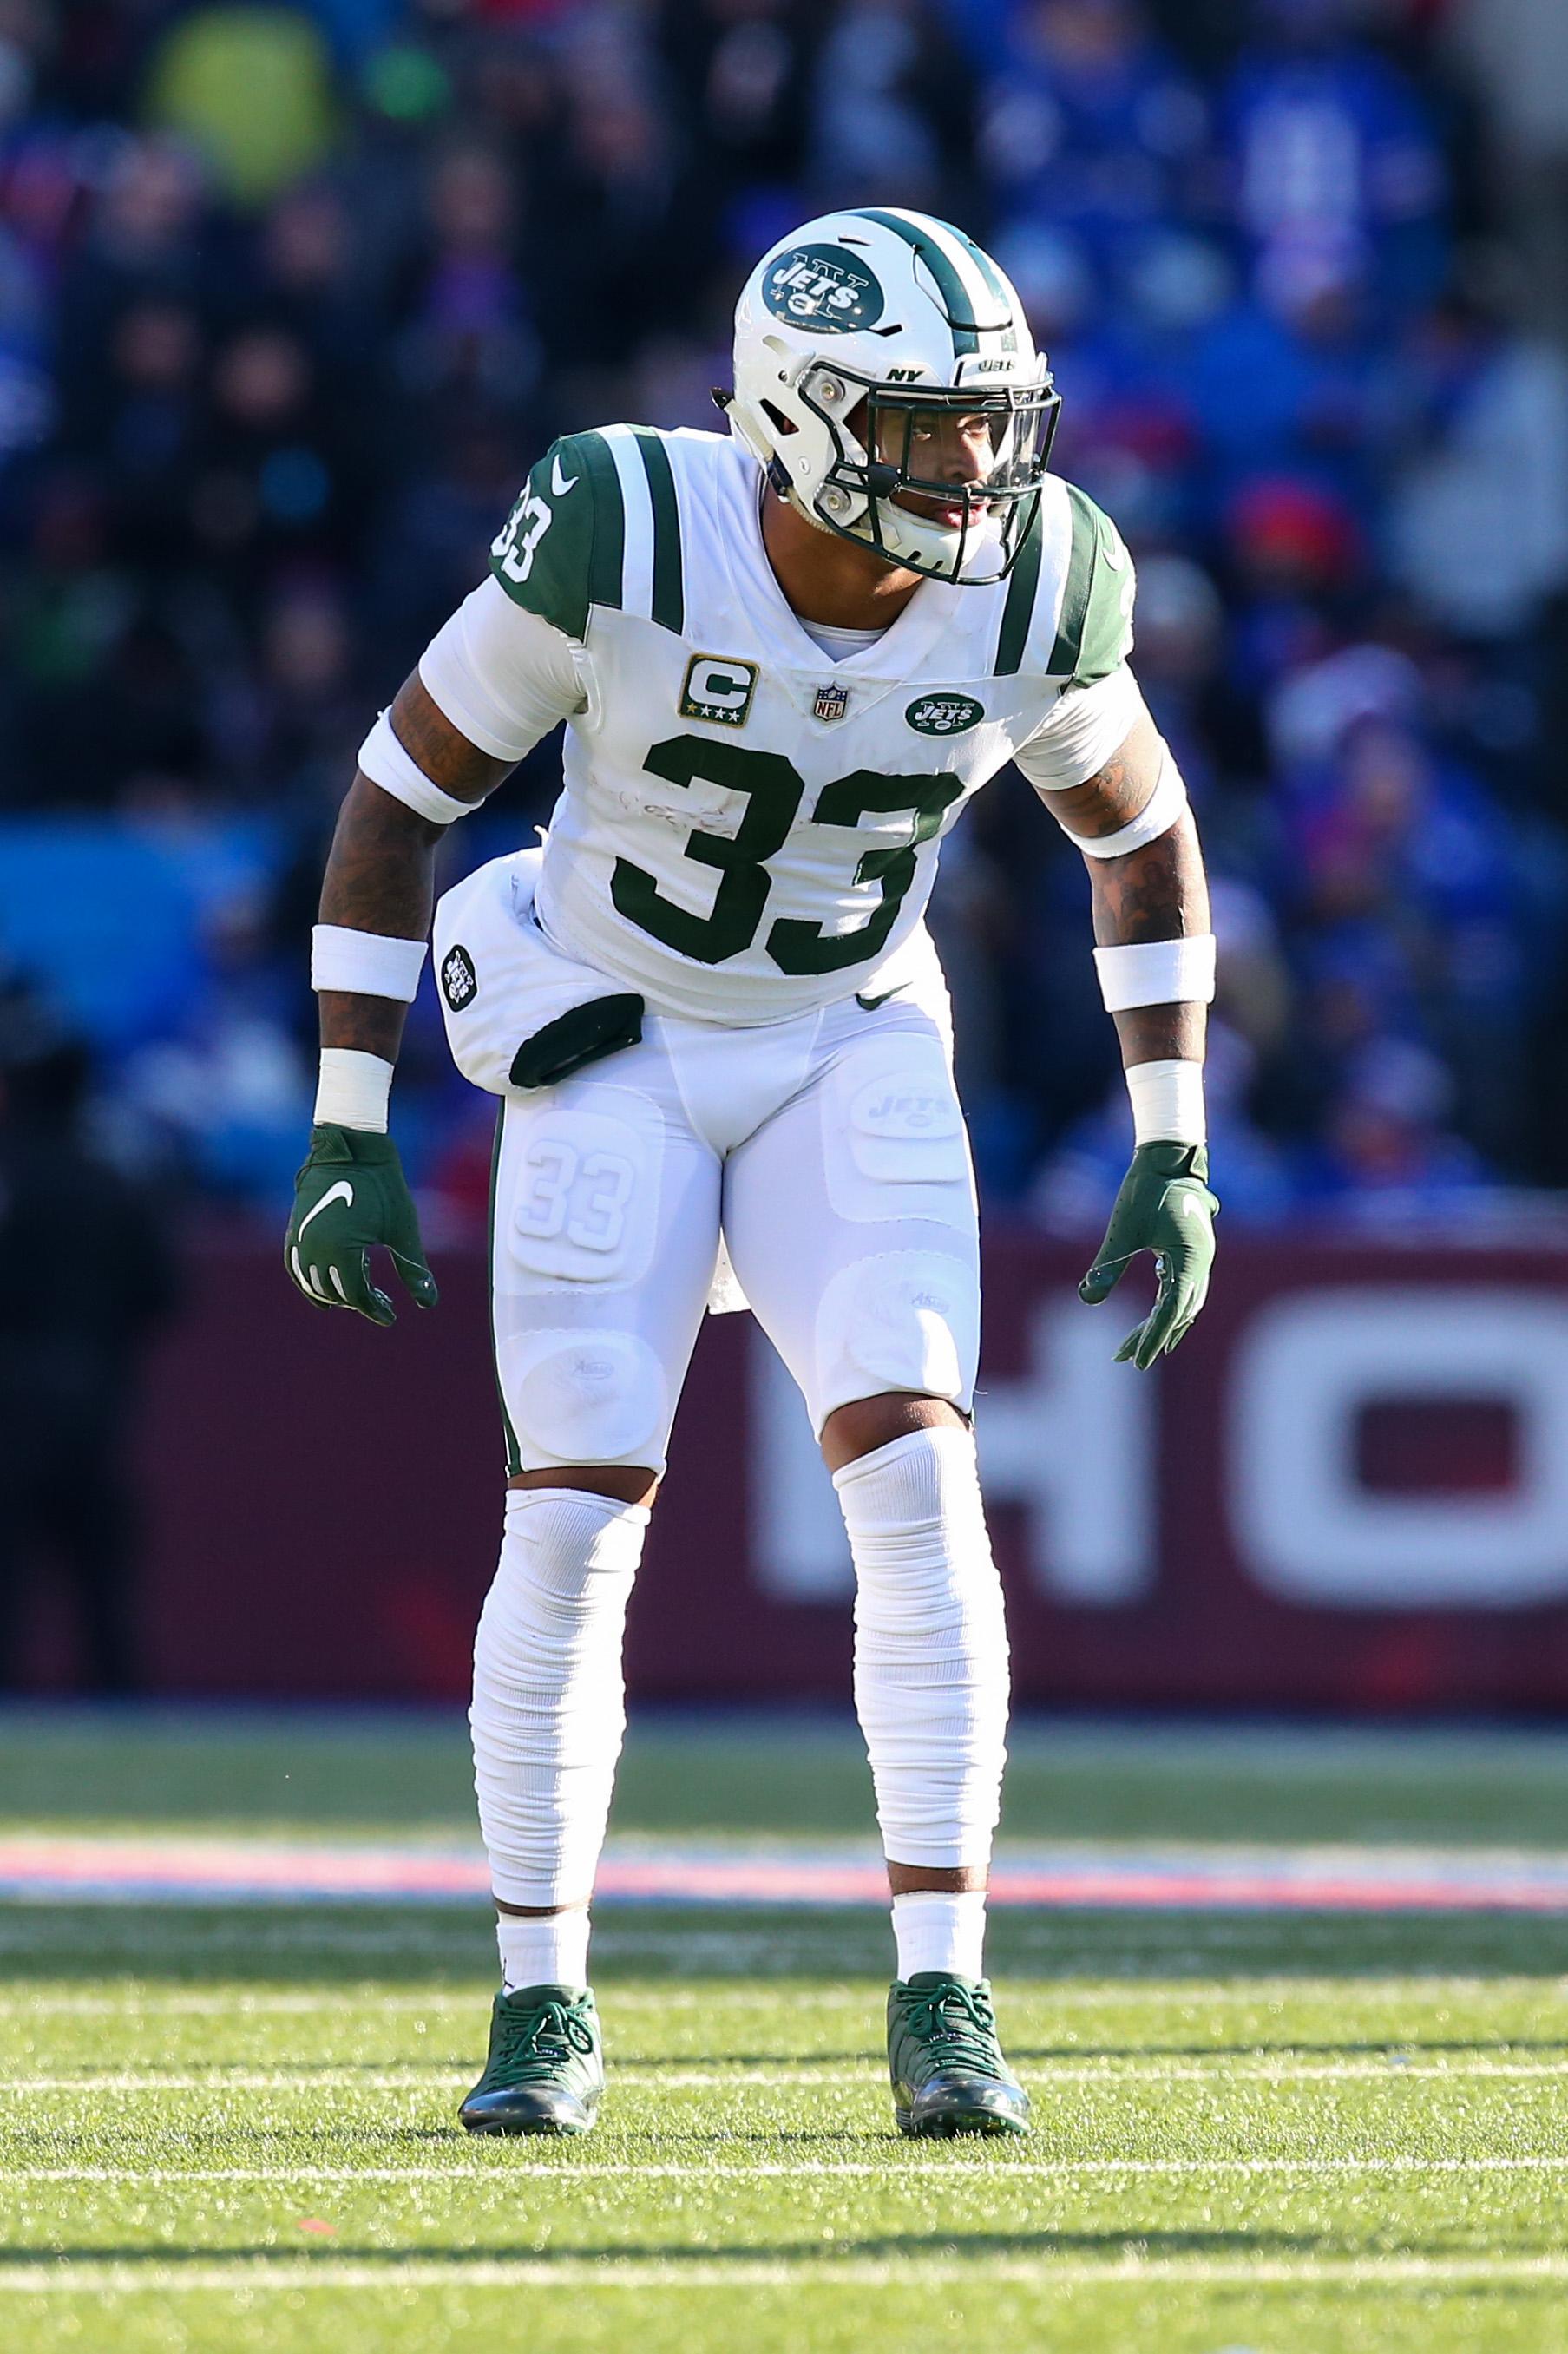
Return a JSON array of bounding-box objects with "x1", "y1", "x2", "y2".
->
[{"x1": 679, "y1": 654, "x2": 758, "y2": 729}]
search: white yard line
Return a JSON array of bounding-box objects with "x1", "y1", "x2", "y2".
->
[
  {"x1": 0, "y1": 2058, "x2": 1562, "y2": 2092},
  {"x1": 6, "y1": 2157, "x2": 1568, "y2": 2186},
  {"x1": 0, "y1": 1978, "x2": 1558, "y2": 2016},
  {"x1": 3, "y1": 2253, "x2": 1568, "y2": 2293}
]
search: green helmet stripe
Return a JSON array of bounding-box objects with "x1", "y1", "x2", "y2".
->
[
  {"x1": 631, "y1": 427, "x2": 685, "y2": 634},
  {"x1": 994, "y1": 502, "x2": 1044, "y2": 676},
  {"x1": 956, "y1": 228, "x2": 1008, "y2": 305},
  {"x1": 853, "y1": 208, "x2": 981, "y2": 354}
]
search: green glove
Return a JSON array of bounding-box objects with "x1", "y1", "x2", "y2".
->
[
  {"x1": 285, "y1": 1125, "x2": 438, "y2": 1328},
  {"x1": 1079, "y1": 1142, "x2": 1218, "y2": 1371}
]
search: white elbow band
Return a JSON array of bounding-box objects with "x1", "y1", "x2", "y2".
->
[
  {"x1": 1094, "y1": 934, "x2": 1217, "y2": 1013},
  {"x1": 358, "y1": 710, "x2": 474, "y2": 826},
  {"x1": 1125, "y1": 1059, "x2": 1206, "y2": 1147},
  {"x1": 1068, "y1": 751, "x2": 1188, "y2": 860},
  {"x1": 313, "y1": 1048, "x2": 394, "y2": 1133},
  {"x1": 312, "y1": 924, "x2": 428, "y2": 1003}
]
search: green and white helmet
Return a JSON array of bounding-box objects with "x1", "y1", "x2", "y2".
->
[{"x1": 725, "y1": 207, "x2": 1060, "y2": 587}]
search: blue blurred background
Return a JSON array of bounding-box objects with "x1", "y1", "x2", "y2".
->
[{"x1": 3, "y1": 0, "x2": 1567, "y2": 1232}]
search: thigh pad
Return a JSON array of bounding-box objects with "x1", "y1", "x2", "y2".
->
[
  {"x1": 823, "y1": 1031, "x2": 973, "y2": 1229},
  {"x1": 501, "y1": 1088, "x2": 663, "y2": 1292}
]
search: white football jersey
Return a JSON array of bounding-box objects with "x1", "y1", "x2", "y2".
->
[{"x1": 449, "y1": 427, "x2": 1136, "y2": 1024}]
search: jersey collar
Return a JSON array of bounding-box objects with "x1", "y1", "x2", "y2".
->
[{"x1": 718, "y1": 456, "x2": 974, "y2": 718}]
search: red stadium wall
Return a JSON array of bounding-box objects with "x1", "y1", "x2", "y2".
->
[{"x1": 102, "y1": 1236, "x2": 1568, "y2": 1708}]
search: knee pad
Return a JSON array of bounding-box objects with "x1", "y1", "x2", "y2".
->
[
  {"x1": 813, "y1": 1249, "x2": 980, "y2": 1430},
  {"x1": 499, "y1": 1328, "x2": 668, "y2": 1468}
]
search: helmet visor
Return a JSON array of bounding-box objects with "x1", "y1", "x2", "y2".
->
[{"x1": 805, "y1": 371, "x2": 1061, "y2": 582}]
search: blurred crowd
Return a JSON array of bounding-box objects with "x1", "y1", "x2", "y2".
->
[{"x1": 3, "y1": 0, "x2": 1568, "y2": 1230}]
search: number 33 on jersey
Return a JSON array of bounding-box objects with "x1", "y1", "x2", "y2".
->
[{"x1": 488, "y1": 423, "x2": 1136, "y2": 1024}]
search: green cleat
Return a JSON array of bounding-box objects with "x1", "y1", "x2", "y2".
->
[
  {"x1": 459, "y1": 1984, "x2": 603, "y2": 2137},
  {"x1": 887, "y1": 1972, "x2": 1031, "y2": 2140}
]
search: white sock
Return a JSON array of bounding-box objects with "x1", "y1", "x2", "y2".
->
[
  {"x1": 470, "y1": 1486, "x2": 650, "y2": 1911},
  {"x1": 892, "y1": 1889, "x2": 988, "y2": 1982},
  {"x1": 834, "y1": 1426, "x2": 1010, "y2": 1873},
  {"x1": 497, "y1": 1906, "x2": 591, "y2": 1995}
]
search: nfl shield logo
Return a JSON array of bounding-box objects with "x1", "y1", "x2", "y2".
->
[{"x1": 812, "y1": 681, "x2": 850, "y2": 723}]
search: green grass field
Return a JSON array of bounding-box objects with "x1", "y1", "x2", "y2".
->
[{"x1": 3, "y1": 1713, "x2": 1568, "y2": 2352}]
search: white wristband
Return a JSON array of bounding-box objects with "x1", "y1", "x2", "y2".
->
[
  {"x1": 1125, "y1": 1059, "x2": 1205, "y2": 1146},
  {"x1": 358, "y1": 710, "x2": 474, "y2": 826},
  {"x1": 314, "y1": 1048, "x2": 394, "y2": 1133},
  {"x1": 1065, "y1": 750, "x2": 1188, "y2": 860},
  {"x1": 1095, "y1": 934, "x2": 1217, "y2": 1013},
  {"x1": 312, "y1": 924, "x2": 428, "y2": 1003}
]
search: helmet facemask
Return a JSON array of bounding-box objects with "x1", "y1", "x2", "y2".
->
[{"x1": 791, "y1": 365, "x2": 1060, "y2": 586}]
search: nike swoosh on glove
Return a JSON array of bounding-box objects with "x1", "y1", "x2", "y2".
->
[{"x1": 285, "y1": 1125, "x2": 438, "y2": 1328}]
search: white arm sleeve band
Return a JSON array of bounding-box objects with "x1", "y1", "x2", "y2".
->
[
  {"x1": 312, "y1": 924, "x2": 428, "y2": 1003},
  {"x1": 1094, "y1": 934, "x2": 1217, "y2": 1013},
  {"x1": 418, "y1": 575, "x2": 587, "y2": 762},
  {"x1": 357, "y1": 710, "x2": 475, "y2": 826},
  {"x1": 1058, "y1": 745, "x2": 1188, "y2": 860},
  {"x1": 1014, "y1": 663, "x2": 1141, "y2": 794}
]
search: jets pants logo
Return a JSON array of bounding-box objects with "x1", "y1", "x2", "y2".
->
[{"x1": 442, "y1": 945, "x2": 478, "y2": 1010}]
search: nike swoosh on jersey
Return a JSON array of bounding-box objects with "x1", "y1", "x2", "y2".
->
[
  {"x1": 551, "y1": 456, "x2": 580, "y2": 497},
  {"x1": 298, "y1": 1179, "x2": 354, "y2": 1237},
  {"x1": 856, "y1": 988, "x2": 900, "y2": 1011}
]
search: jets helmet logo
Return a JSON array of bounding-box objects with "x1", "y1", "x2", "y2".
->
[
  {"x1": 763, "y1": 246, "x2": 885, "y2": 333},
  {"x1": 442, "y1": 945, "x2": 478, "y2": 1011}
]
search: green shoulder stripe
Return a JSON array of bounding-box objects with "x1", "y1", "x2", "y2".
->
[
  {"x1": 631, "y1": 427, "x2": 684, "y2": 634},
  {"x1": 994, "y1": 503, "x2": 1044, "y2": 677},
  {"x1": 489, "y1": 431, "x2": 623, "y2": 639},
  {"x1": 1048, "y1": 484, "x2": 1135, "y2": 685}
]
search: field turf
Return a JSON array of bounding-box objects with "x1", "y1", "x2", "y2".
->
[{"x1": 3, "y1": 1714, "x2": 1568, "y2": 2352}]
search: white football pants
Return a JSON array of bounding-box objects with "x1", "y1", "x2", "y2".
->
[
  {"x1": 489, "y1": 978, "x2": 981, "y2": 1473},
  {"x1": 472, "y1": 959, "x2": 1009, "y2": 1905}
]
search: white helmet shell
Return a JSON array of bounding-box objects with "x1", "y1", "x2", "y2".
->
[{"x1": 728, "y1": 207, "x2": 1058, "y2": 584}]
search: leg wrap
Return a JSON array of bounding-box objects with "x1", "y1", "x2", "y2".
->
[
  {"x1": 835, "y1": 1426, "x2": 1010, "y2": 1872},
  {"x1": 469, "y1": 1486, "x2": 649, "y2": 1908}
]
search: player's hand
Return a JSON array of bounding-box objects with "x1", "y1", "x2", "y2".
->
[
  {"x1": 1079, "y1": 1143, "x2": 1217, "y2": 1371},
  {"x1": 285, "y1": 1125, "x2": 438, "y2": 1327}
]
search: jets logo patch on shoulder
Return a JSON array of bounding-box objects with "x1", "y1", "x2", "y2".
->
[
  {"x1": 907, "y1": 692, "x2": 985, "y2": 737},
  {"x1": 812, "y1": 682, "x2": 850, "y2": 724},
  {"x1": 441, "y1": 944, "x2": 478, "y2": 1011},
  {"x1": 679, "y1": 654, "x2": 758, "y2": 729}
]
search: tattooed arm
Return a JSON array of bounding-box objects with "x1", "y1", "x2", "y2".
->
[
  {"x1": 1040, "y1": 702, "x2": 1219, "y2": 1369},
  {"x1": 317, "y1": 675, "x2": 515, "y2": 1064},
  {"x1": 1047, "y1": 706, "x2": 1210, "y2": 1074}
]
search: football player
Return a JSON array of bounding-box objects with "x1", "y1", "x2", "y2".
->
[{"x1": 286, "y1": 209, "x2": 1218, "y2": 2139}]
